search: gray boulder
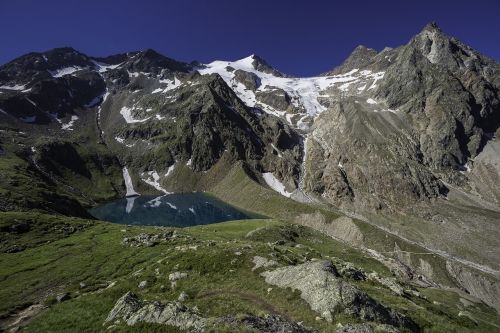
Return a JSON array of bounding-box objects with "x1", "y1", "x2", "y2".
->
[
  {"x1": 261, "y1": 261, "x2": 417, "y2": 332},
  {"x1": 104, "y1": 292, "x2": 206, "y2": 331}
]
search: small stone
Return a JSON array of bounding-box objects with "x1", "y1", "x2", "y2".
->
[
  {"x1": 267, "y1": 288, "x2": 273, "y2": 293},
  {"x1": 138, "y1": 280, "x2": 147, "y2": 289},
  {"x1": 169, "y1": 272, "x2": 188, "y2": 282},
  {"x1": 234, "y1": 251, "x2": 242, "y2": 256},
  {"x1": 79, "y1": 282, "x2": 86, "y2": 288}
]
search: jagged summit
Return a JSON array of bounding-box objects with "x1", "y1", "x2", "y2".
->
[{"x1": 421, "y1": 21, "x2": 442, "y2": 32}]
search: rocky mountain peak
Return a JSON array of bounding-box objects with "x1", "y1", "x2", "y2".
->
[
  {"x1": 325, "y1": 45, "x2": 378, "y2": 75},
  {"x1": 421, "y1": 21, "x2": 442, "y2": 33},
  {"x1": 249, "y1": 54, "x2": 288, "y2": 77},
  {"x1": 409, "y1": 22, "x2": 491, "y2": 72},
  {"x1": 124, "y1": 48, "x2": 192, "y2": 74}
]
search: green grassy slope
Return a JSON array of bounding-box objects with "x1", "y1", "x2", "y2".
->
[{"x1": 1, "y1": 212, "x2": 499, "y2": 332}]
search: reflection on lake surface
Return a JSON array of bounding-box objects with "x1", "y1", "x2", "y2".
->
[{"x1": 89, "y1": 193, "x2": 259, "y2": 227}]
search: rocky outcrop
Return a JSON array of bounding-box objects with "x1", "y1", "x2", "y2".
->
[
  {"x1": 256, "y1": 87, "x2": 291, "y2": 111},
  {"x1": 122, "y1": 231, "x2": 176, "y2": 247},
  {"x1": 252, "y1": 256, "x2": 278, "y2": 271},
  {"x1": 233, "y1": 69, "x2": 261, "y2": 90},
  {"x1": 261, "y1": 260, "x2": 418, "y2": 332},
  {"x1": 104, "y1": 292, "x2": 206, "y2": 331}
]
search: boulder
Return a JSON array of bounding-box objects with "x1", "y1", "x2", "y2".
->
[
  {"x1": 104, "y1": 292, "x2": 206, "y2": 331},
  {"x1": 261, "y1": 261, "x2": 418, "y2": 332}
]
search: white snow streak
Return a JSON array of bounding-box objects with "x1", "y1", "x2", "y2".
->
[
  {"x1": 123, "y1": 167, "x2": 139, "y2": 197},
  {"x1": 49, "y1": 66, "x2": 83, "y2": 78},
  {"x1": 165, "y1": 163, "x2": 176, "y2": 177},
  {"x1": 0, "y1": 84, "x2": 27, "y2": 91}
]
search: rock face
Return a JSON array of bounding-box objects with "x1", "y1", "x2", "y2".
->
[
  {"x1": 261, "y1": 261, "x2": 418, "y2": 332},
  {"x1": 233, "y1": 69, "x2": 261, "y2": 90},
  {"x1": 104, "y1": 292, "x2": 206, "y2": 331}
]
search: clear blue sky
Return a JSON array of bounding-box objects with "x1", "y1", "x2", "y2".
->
[{"x1": 1, "y1": 0, "x2": 499, "y2": 76}]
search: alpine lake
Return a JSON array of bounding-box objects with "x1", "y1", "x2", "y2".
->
[{"x1": 89, "y1": 192, "x2": 261, "y2": 227}]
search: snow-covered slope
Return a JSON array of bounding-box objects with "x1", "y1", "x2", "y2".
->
[{"x1": 198, "y1": 55, "x2": 384, "y2": 129}]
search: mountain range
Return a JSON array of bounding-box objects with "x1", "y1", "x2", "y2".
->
[{"x1": 0, "y1": 22, "x2": 499, "y2": 332}]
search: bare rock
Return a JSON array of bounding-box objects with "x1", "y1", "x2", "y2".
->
[
  {"x1": 252, "y1": 256, "x2": 278, "y2": 271},
  {"x1": 104, "y1": 292, "x2": 206, "y2": 331},
  {"x1": 261, "y1": 260, "x2": 418, "y2": 332}
]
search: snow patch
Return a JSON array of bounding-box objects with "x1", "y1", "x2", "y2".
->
[
  {"x1": 61, "y1": 115, "x2": 79, "y2": 130},
  {"x1": 262, "y1": 172, "x2": 292, "y2": 197},
  {"x1": 165, "y1": 163, "x2": 176, "y2": 177},
  {"x1": 123, "y1": 167, "x2": 139, "y2": 197},
  {"x1": 366, "y1": 98, "x2": 377, "y2": 104},
  {"x1": 141, "y1": 171, "x2": 170, "y2": 194},
  {"x1": 120, "y1": 106, "x2": 150, "y2": 123},
  {"x1": 459, "y1": 163, "x2": 471, "y2": 174},
  {"x1": 49, "y1": 66, "x2": 83, "y2": 78},
  {"x1": 159, "y1": 77, "x2": 182, "y2": 93},
  {"x1": 91, "y1": 60, "x2": 122, "y2": 73}
]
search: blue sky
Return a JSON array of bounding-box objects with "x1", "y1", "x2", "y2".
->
[{"x1": 1, "y1": 0, "x2": 499, "y2": 76}]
